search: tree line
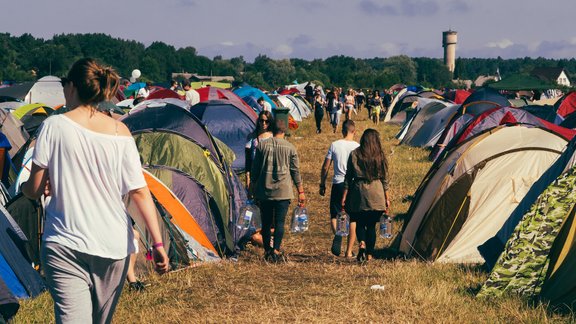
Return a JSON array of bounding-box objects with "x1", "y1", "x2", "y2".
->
[{"x1": 1, "y1": 33, "x2": 575, "y2": 90}]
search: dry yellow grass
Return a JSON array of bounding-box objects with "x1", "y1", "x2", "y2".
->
[{"x1": 16, "y1": 110, "x2": 574, "y2": 323}]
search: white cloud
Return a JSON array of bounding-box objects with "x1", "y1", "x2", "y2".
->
[
  {"x1": 486, "y1": 39, "x2": 514, "y2": 49},
  {"x1": 378, "y1": 43, "x2": 401, "y2": 55},
  {"x1": 570, "y1": 37, "x2": 576, "y2": 45},
  {"x1": 220, "y1": 41, "x2": 234, "y2": 46},
  {"x1": 273, "y1": 44, "x2": 293, "y2": 56}
]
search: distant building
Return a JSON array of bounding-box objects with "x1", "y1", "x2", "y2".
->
[
  {"x1": 474, "y1": 75, "x2": 499, "y2": 87},
  {"x1": 531, "y1": 67, "x2": 571, "y2": 87},
  {"x1": 171, "y1": 72, "x2": 234, "y2": 83},
  {"x1": 442, "y1": 30, "x2": 458, "y2": 73}
]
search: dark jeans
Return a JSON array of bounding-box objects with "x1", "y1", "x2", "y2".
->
[
  {"x1": 351, "y1": 211, "x2": 383, "y2": 256},
  {"x1": 260, "y1": 199, "x2": 291, "y2": 252},
  {"x1": 315, "y1": 111, "x2": 324, "y2": 132}
]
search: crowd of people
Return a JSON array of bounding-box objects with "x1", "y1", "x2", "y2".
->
[
  {"x1": 245, "y1": 84, "x2": 394, "y2": 265},
  {"x1": 20, "y1": 56, "x2": 394, "y2": 322},
  {"x1": 308, "y1": 84, "x2": 394, "y2": 134}
]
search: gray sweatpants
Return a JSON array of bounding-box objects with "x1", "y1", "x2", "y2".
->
[{"x1": 41, "y1": 242, "x2": 130, "y2": 324}]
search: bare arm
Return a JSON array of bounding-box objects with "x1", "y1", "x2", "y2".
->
[
  {"x1": 129, "y1": 186, "x2": 169, "y2": 274},
  {"x1": 319, "y1": 158, "x2": 332, "y2": 196},
  {"x1": 21, "y1": 163, "x2": 49, "y2": 200}
]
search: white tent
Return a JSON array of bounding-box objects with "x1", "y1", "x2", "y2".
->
[
  {"x1": 400, "y1": 126, "x2": 569, "y2": 263},
  {"x1": 25, "y1": 76, "x2": 65, "y2": 108}
]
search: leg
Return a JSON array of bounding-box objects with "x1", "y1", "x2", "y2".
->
[
  {"x1": 330, "y1": 183, "x2": 344, "y2": 255},
  {"x1": 364, "y1": 212, "x2": 381, "y2": 258},
  {"x1": 89, "y1": 255, "x2": 130, "y2": 324},
  {"x1": 42, "y1": 243, "x2": 93, "y2": 324},
  {"x1": 345, "y1": 221, "x2": 357, "y2": 258},
  {"x1": 272, "y1": 200, "x2": 291, "y2": 252},
  {"x1": 259, "y1": 200, "x2": 274, "y2": 254},
  {"x1": 354, "y1": 213, "x2": 367, "y2": 248},
  {"x1": 126, "y1": 229, "x2": 139, "y2": 284}
]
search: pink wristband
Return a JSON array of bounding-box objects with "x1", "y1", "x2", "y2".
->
[{"x1": 152, "y1": 242, "x2": 164, "y2": 249}]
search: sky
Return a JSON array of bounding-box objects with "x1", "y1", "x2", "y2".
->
[{"x1": 2, "y1": 0, "x2": 575, "y2": 62}]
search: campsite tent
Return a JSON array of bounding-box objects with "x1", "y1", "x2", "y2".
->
[
  {"x1": 428, "y1": 89, "x2": 511, "y2": 162},
  {"x1": 0, "y1": 108, "x2": 29, "y2": 157},
  {"x1": 24, "y1": 76, "x2": 65, "y2": 108},
  {"x1": 277, "y1": 95, "x2": 311, "y2": 122},
  {"x1": 196, "y1": 87, "x2": 257, "y2": 120},
  {"x1": 397, "y1": 98, "x2": 451, "y2": 145},
  {"x1": 233, "y1": 86, "x2": 278, "y2": 110},
  {"x1": 12, "y1": 103, "x2": 54, "y2": 135},
  {"x1": 399, "y1": 126, "x2": 570, "y2": 263},
  {"x1": 0, "y1": 204, "x2": 45, "y2": 299},
  {"x1": 478, "y1": 157, "x2": 576, "y2": 308},
  {"x1": 121, "y1": 102, "x2": 245, "y2": 255},
  {"x1": 190, "y1": 100, "x2": 257, "y2": 172},
  {"x1": 126, "y1": 170, "x2": 220, "y2": 264}
]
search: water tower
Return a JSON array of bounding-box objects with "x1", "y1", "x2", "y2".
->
[{"x1": 442, "y1": 30, "x2": 457, "y2": 73}]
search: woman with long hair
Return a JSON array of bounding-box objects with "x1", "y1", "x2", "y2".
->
[
  {"x1": 22, "y1": 58, "x2": 169, "y2": 323},
  {"x1": 341, "y1": 128, "x2": 390, "y2": 263},
  {"x1": 245, "y1": 110, "x2": 274, "y2": 189}
]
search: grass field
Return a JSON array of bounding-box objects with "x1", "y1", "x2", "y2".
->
[{"x1": 16, "y1": 109, "x2": 574, "y2": 323}]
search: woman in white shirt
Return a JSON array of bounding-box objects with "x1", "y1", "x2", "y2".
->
[{"x1": 22, "y1": 58, "x2": 169, "y2": 324}]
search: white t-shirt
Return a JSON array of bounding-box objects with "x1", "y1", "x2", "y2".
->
[
  {"x1": 32, "y1": 115, "x2": 147, "y2": 259},
  {"x1": 325, "y1": 139, "x2": 360, "y2": 184},
  {"x1": 185, "y1": 89, "x2": 200, "y2": 106},
  {"x1": 137, "y1": 87, "x2": 150, "y2": 98}
]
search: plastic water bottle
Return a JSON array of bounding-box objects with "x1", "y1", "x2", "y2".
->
[
  {"x1": 379, "y1": 214, "x2": 392, "y2": 239},
  {"x1": 291, "y1": 205, "x2": 309, "y2": 233},
  {"x1": 335, "y1": 209, "x2": 350, "y2": 237},
  {"x1": 237, "y1": 200, "x2": 261, "y2": 230}
]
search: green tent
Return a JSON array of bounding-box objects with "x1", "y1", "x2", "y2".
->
[{"x1": 488, "y1": 74, "x2": 558, "y2": 91}]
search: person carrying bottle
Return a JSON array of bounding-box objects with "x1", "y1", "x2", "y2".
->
[
  {"x1": 250, "y1": 120, "x2": 305, "y2": 262},
  {"x1": 22, "y1": 58, "x2": 169, "y2": 323},
  {"x1": 341, "y1": 128, "x2": 391, "y2": 263},
  {"x1": 320, "y1": 120, "x2": 359, "y2": 258}
]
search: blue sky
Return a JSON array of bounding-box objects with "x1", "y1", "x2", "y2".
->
[{"x1": 3, "y1": 0, "x2": 575, "y2": 61}]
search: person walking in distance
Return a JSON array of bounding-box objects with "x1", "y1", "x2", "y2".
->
[
  {"x1": 341, "y1": 129, "x2": 391, "y2": 263},
  {"x1": 22, "y1": 58, "x2": 169, "y2": 323},
  {"x1": 250, "y1": 120, "x2": 305, "y2": 262},
  {"x1": 313, "y1": 92, "x2": 325, "y2": 134},
  {"x1": 320, "y1": 120, "x2": 359, "y2": 257}
]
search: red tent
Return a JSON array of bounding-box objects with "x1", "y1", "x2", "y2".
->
[
  {"x1": 147, "y1": 88, "x2": 181, "y2": 100},
  {"x1": 196, "y1": 87, "x2": 257, "y2": 119}
]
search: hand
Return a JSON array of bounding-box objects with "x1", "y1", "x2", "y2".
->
[
  {"x1": 152, "y1": 246, "x2": 169, "y2": 274},
  {"x1": 385, "y1": 199, "x2": 391, "y2": 214},
  {"x1": 298, "y1": 192, "x2": 305, "y2": 205},
  {"x1": 44, "y1": 178, "x2": 51, "y2": 197},
  {"x1": 319, "y1": 185, "x2": 326, "y2": 196}
]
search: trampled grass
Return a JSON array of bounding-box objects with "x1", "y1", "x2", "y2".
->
[{"x1": 16, "y1": 110, "x2": 574, "y2": 323}]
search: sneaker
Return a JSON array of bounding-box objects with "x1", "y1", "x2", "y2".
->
[
  {"x1": 128, "y1": 280, "x2": 148, "y2": 292},
  {"x1": 331, "y1": 235, "x2": 342, "y2": 256}
]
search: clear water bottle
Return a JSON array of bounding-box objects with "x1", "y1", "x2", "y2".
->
[
  {"x1": 237, "y1": 200, "x2": 261, "y2": 230},
  {"x1": 335, "y1": 209, "x2": 350, "y2": 237},
  {"x1": 291, "y1": 205, "x2": 309, "y2": 233},
  {"x1": 379, "y1": 214, "x2": 392, "y2": 239}
]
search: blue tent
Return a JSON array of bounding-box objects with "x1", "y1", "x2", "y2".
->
[
  {"x1": 190, "y1": 100, "x2": 257, "y2": 172},
  {"x1": 0, "y1": 205, "x2": 45, "y2": 300},
  {"x1": 233, "y1": 86, "x2": 277, "y2": 110},
  {"x1": 241, "y1": 96, "x2": 263, "y2": 113}
]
